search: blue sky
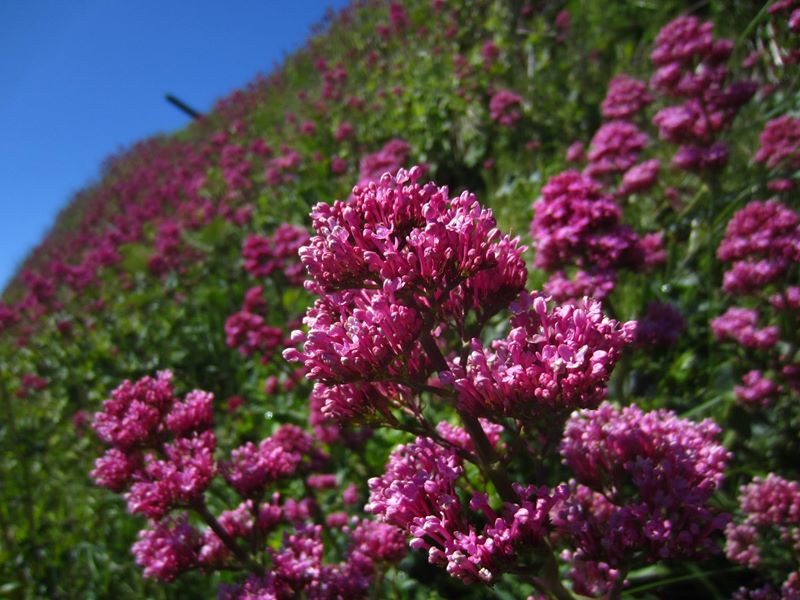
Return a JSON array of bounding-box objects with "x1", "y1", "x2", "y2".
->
[{"x1": 0, "y1": 0, "x2": 348, "y2": 290}]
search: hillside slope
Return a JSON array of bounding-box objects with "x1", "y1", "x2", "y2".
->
[{"x1": 1, "y1": 1, "x2": 798, "y2": 598}]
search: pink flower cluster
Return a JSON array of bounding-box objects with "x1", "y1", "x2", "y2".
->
[
  {"x1": 285, "y1": 288, "x2": 423, "y2": 384},
  {"x1": 489, "y1": 89, "x2": 523, "y2": 127},
  {"x1": 242, "y1": 223, "x2": 309, "y2": 285},
  {"x1": 265, "y1": 147, "x2": 303, "y2": 186},
  {"x1": 711, "y1": 307, "x2": 779, "y2": 350},
  {"x1": 619, "y1": 158, "x2": 661, "y2": 196},
  {"x1": 91, "y1": 373, "x2": 217, "y2": 519},
  {"x1": 92, "y1": 372, "x2": 406, "y2": 593},
  {"x1": 717, "y1": 201, "x2": 800, "y2": 295},
  {"x1": 650, "y1": 16, "x2": 756, "y2": 171},
  {"x1": 286, "y1": 166, "x2": 526, "y2": 387},
  {"x1": 734, "y1": 370, "x2": 782, "y2": 408},
  {"x1": 225, "y1": 308, "x2": 283, "y2": 361},
  {"x1": 726, "y1": 474, "x2": 800, "y2": 586},
  {"x1": 357, "y1": 138, "x2": 411, "y2": 185},
  {"x1": 585, "y1": 121, "x2": 648, "y2": 179},
  {"x1": 310, "y1": 380, "x2": 409, "y2": 425},
  {"x1": 531, "y1": 170, "x2": 643, "y2": 272},
  {"x1": 218, "y1": 518, "x2": 406, "y2": 599},
  {"x1": 131, "y1": 515, "x2": 199, "y2": 582},
  {"x1": 755, "y1": 115, "x2": 800, "y2": 171},
  {"x1": 451, "y1": 293, "x2": 636, "y2": 420},
  {"x1": 223, "y1": 425, "x2": 312, "y2": 498},
  {"x1": 557, "y1": 402, "x2": 731, "y2": 594},
  {"x1": 366, "y1": 435, "x2": 566, "y2": 584},
  {"x1": 543, "y1": 269, "x2": 617, "y2": 303},
  {"x1": 601, "y1": 74, "x2": 653, "y2": 120}
]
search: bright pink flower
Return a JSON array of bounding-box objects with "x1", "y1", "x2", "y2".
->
[
  {"x1": 601, "y1": 74, "x2": 652, "y2": 120},
  {"x1": 132, "y1": 516, "x2": 199, "y2": 582},
  {"x1": 531, "y1": 170, "x2": 643, "y2": 271},
  {"x1": 166, "y1": 390, "x2": 214, "y2": 438},
  {"x1": 126, "y1": 431, "x2": 216, "y2": 519},
  {"x1": 92, "y1": 371, "x2": 175, "y2": 449},
  {"x1": 734, "y1": 370, "x2": 781, "y2": 408},
  {"x1": 711, "y1": 307, "x2": 780, "y2": 349},
  {"x1": 452, "y1": 293, "x2": 635, "y2": 420},
  {"x1": 284, "y1": 288, "x2": 423, "y2": 384},
  {"x1": 489, "y1": 90, "x2": 523, "y2": 126},
  {"x1": 755, "y1": 115, "x2": 800, "y2": 170}
]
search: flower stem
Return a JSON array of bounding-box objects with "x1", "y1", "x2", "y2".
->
[
  {"x1": 192, "y1": 499, "x2": 262, "y2": 574},
  {"x1": 419, "y1": 330, "x2": 518, "y2": 503}
]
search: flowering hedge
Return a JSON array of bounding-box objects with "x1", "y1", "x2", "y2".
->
[{"x1": 1, "y1": 0, "x2": 799, "y2": 598}]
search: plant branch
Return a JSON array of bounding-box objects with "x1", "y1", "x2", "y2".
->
[
  {"x1": 192, "y1": 499, "x2": 262, "y2": 574},
  {"x1": 418, "y1": 330, "x2": 518, "y2": 503}
]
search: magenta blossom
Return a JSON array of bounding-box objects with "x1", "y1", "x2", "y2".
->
[{"x1": 451, "y1": 293, "x2": 636, "y2": 420}]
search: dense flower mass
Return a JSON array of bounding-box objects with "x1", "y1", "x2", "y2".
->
[
  {"x1": 297, "y1": 166, "x2": 512, "y2": 295},
  {"x1": 531, "y1": 170, "x2": 643, "y2": 271},
  {"x1": 284, "y1": 288, "x2": 423, "y2": 384},
  {"x1": 223, "y1": 429, "x2": 306, "y2": 497},
  {"x1": 452, "y1": 293, "x2": 636, "y2": 420},
  {"x1": 125, "y1": 431, "x2": 217, "y2": 519},
  {"x1": 734, "y1": 370, "x2": 781, "y2": 407},
  {"x1": 717, "y1": 201, "x2": 800, "y2": 295},
  {"x1": 558, "y1": 402, "x2": 731, "y2": 594},
  {"x1": 309, "y1": 380, "x2": 408, "y2": 424},
  {"x1": 585, "y1": 121, "x2": 648, "y2": 178},
  {"x1": 286, "y1": 166, "x2": 527, "y2": 384},
  {"x1": 601, "y1": 74, "x2": 653, "y2": 120},
  {"x1": 649, "y1": 15, "x2": 755, "y2": 170},
  {"x1": 711, "y1": 307, "x2": 780, "y2": 349},
  {"x1": 651, "y1": 15, "x2": 715, "y2": 68},
  {"x1": 619, "y1": 158, "x2": 660, "y2": 195},
  {"x1": 92, "y1": 371, "x2": 176, "y2": 449},
  {"x1": 755, "y1": 115, "x2": 800, "y2": 170},
  {"x1": 489, "y1": 89, "x2": 523, "y2": 126},
  {"x1": 726, "y1": 474, "x2": 800, "y2": 585},
  {"x1": 132, "y1": 516, "x2": 200, "y2": 582},
  {"x1": 366, "y1": 435, "x2": 566, "y2": 585}
]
